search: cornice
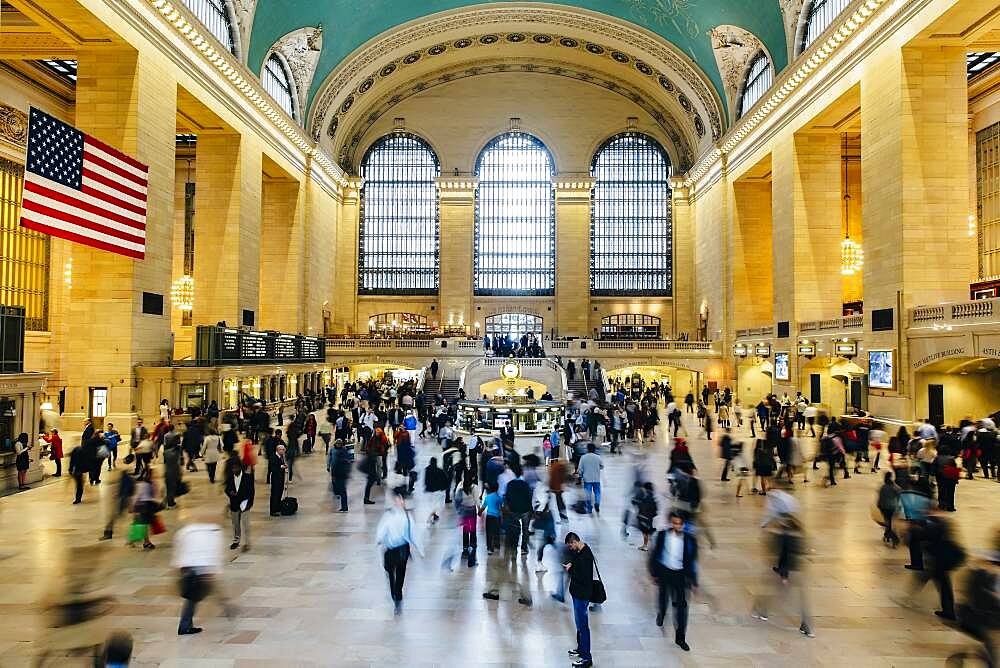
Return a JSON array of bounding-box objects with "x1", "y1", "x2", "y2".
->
[
  {"x1": 684, "y1": 0, "x2": 892, "y2": 190},
  {"x1": 309, "y1": 5, "x2": 724, "y2": 149},
  {"x1": 114, "y1": 0, "x2": 348, "y2": 192}
]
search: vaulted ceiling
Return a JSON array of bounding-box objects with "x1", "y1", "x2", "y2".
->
[{"x1": 248, "y1": 0, "x2": 789, "y2": 113}]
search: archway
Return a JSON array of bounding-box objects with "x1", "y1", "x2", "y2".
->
[
  {"x1": 913, "y1": 357, "x2": 1000, "y2": 426},
  {"x1": 485, "y1": 313, "x2": 543, "y2": 340},
  {"x1": 799, "y1": 356, "x2": 863, "y2": 414},
  {"x1": 737, "y1": 358, "x2": 773, "y2": 404}
]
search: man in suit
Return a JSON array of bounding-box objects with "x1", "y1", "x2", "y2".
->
[
  {"x1": 649, "y1": 511, "x2": 698, "y2": 652},
  {"x1": 224, "y1": 458, "x2": 254, "y2": 550}
]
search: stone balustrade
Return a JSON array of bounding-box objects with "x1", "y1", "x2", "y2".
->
[
  {"x1": 909, "y1": 298, "x2": 1000, "y2": 327},
  {"x1": 325, "y1": 337, "x2": 719, "y2": 357}
]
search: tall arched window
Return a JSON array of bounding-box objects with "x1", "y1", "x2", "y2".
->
[
  {"x1": 475, "y1": 132, "x2": 555, "y2": 295},
  {"x1": 262, "y1": 53, "x2": 296, "y2": 120},
  {"x1": 181, "y1": 0, "x2": 238, "y2": 56},
  {"x1": 591, "y1": 133, "x2": 672, "y2": 296},
  {"x1": 799, "y1": 0, "x2": 851, "y2": 54},
  {"x1": 739, "y1": 53, "x2": 773, "y2": 118},
  {"x1": 359, "y1": 133, "x2": 440, "y2": 294}
]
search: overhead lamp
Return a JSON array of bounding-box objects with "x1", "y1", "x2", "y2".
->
[
  {"x1": 840, "y1": 135, "x2": 863, "y2": 276},
  {"x1": 170, "y1": 275, "x2": 194, "y2": 311}
]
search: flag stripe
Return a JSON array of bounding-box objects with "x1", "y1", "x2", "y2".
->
[
  {"x1": 24, "y1": 175, "x2": 145, "y2": 227},
  {"x1": 80, "y1": 183, "x2": 147, "y2": 217},
  {"x1": 83, "y1": 135, "x2": 148, "y2": 174},
  {"x1": 82, "y1": 167, "x2": 147, "y2": 202},
  {"x1": 21, "y1": 211, "x2": 145, "y2": 255},
  {"x1": 21, "y1": 198, "x2": 146, "y2": 244},
  {"x1": 84, "y1": 150, "x2": 148, "y2": 189}
]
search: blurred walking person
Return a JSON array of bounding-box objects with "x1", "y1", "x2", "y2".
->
[
  {"x1": 649, "y1": 511, "x2": 698, "y2": 651},
  {"x1": 752, "y1": 507, "x2": 813, "y2": 637},
  {"x1": 376, "y1": 488, "x2": 424, "y2": 614},
  {"x1": 877, "y1": 471, "x2": 901, "y2": 548},
  {"x1": 172, "y1": 516, "x2": 227, "y2": 635}
]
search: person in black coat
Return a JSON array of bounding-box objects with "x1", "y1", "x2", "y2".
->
[
  {"x1": 565, "y1": 532, "x2": 596, "y2": 668},
  {"x1": 269, "y1": 445, "x2": 288, "y2": 516},
  {"x1": 69, "y1": 445, "x2": 89, "y2": 504},
  {"x1": 649, "y1": 511, "x2": 698, "y2": 651},
  {"x1": 224, "y1": 458, "x2": 254, "y2": 550}
]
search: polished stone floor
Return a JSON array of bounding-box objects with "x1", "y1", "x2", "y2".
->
[{"x1": 2, "y1": 410, "x2": 996, "y2": 667}]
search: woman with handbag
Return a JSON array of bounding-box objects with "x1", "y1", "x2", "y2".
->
[
  {"x1": 128, "y1": 468, "x2": 159, "y2": 550},
  {"x1": 565, "y1": 532, "x2": 603, "y2": 668}
]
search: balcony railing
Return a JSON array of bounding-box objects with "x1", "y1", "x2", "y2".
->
[
  {"x1": 909, "y1": 297, "x2": 999, "y2": 328},
  {"x1": 735, "y1": 325, "x2": 775, "y2": 338},
  {"x1": 798, "y1": 315, "x2": 863, "y2": 334},
  {"x1": 325, "y1": 337, "x2": 719, "y2": 356}
]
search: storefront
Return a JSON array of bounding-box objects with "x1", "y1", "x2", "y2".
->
[
  {"x1": 0, "y1": 372, "x2": 50, "y2": 493},
  {"x1": 456, "y1": 399, "x2": 564, "y2": 435}
]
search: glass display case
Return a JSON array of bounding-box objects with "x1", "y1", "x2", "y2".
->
[{"x1": 456, "y1": 400, "x2": 564, "y2": 435}]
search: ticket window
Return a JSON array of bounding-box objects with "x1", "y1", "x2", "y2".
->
[
  {"x1": 180, "y1": 384, "x2": 208, "y2": 413},
  {"x1": 89, "y1": 387, "x2": 108, "y2": 430}
]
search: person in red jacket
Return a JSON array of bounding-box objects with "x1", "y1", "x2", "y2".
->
[{"x1": 44, "y1": 429, "x2": 63, "y2": 477}]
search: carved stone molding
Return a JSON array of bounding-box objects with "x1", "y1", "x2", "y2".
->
[
  {"x1": 231, "y1": 0, "x2": 258, "y2": 61},
  {"x1": 709, "y1": 25, "x2": 764, "y2": 121},
  {"x1": 308, "y1": 6, "x2": 724, "y2": 146},
  {"x1": 0, "y1": 103, "x2": 28, "y2": 147},
  {"x1": 272, "y1": 26, "x2": 323, "y2": 120},
  {"x1": 333, "y1": 59, "x2": 696, "y2": 173},
  {"x1": 779, "y1": 0, "x2": 807, "y2": 58}
]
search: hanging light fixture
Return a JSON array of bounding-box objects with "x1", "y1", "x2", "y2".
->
[
  {"x1": 170, "y1": 275, "x2": 195, "y2": 311},
  {"x1": 840, "y1": 135, "x2": 863, "y2": 276}
]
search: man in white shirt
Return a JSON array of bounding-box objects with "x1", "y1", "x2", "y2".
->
[
  {"x1": 578, "y1": 444, "x2": 604, "y2": 513},
  {"x1": 172, "y1": 519, "x2": 225, "y2": 635},
  {"x1": 916, "y1": 419, "x2": 938, "y2": 442},
  {"x1": 649, "y1": 511, "x2": 697, "y2": 651}
]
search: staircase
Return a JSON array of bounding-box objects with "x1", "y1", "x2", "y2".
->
[
  {"x1": 440, "y1": 379, "x2": 461, "y2": 404},
  {"x1": 566, "y1": 371, "x2": 606, "y2": 402}
]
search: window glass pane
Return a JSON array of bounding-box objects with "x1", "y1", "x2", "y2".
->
[
  {"x1": 591, "y1": 133, "x2": 672, "y2": 296},
  {"x1": 359, "y1": 134, "x2": 440, "y2": 294},
  {"x1": 485, "y1": 313, "x2": 543, "y2": 339},
  {"x1": 0, "y1": 158, "x2": 49, "y2": 331},
  {"x1": 475, "y1": 132, "x2": 555, "y2": 296},
  {"x1": 739, "y1": 53, "x2": 773, "y2": 118},
  {"x1": 181, "y1": 0, "x2": 237, "y2": 56},
  {"x1": 800, "y1": 0, "x2": 851, "y2": 53},
  {"x1": 262, "y1": 55, "x2": 296, "y2": 120}
]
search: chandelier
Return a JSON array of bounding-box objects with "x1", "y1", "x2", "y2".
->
[
  {"x1": 840, "y1": 136, "x2": 863, "y2": 276},
  {"x1": 170, "y1": 275, "x2": 194, "y2": 311}
]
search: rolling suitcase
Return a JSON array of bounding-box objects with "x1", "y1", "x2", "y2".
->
[{"x1": 280, "y1": 496, "x2": 298, "y2": 516}]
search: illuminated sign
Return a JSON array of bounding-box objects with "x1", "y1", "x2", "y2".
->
[
  {"x1": 733, "y1": 343, "x2": 748, "y2": 357},
  {"x1": 798, "y1": 343, "x2": 816, "y2": 356},
  {"x1": 755, "y1": 343, "x2": 771, "y2": 357}
]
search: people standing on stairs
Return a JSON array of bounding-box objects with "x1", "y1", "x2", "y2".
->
[
  {"x1": 430, "y1": 359, "x2": 439, "y2": 380},
  {"x1": 567, "y1": 360, "x2": 576, "y2": 381},
  {"x1": 582, "y1": 359, "x2": 591, "y2": 382},
  {"x1": 649, "y1": 511, "x2": 698, "y2": 652}
]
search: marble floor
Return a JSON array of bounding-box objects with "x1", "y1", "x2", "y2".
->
[{"x1": 1, "y1": 411, "x2": 996, "y2": 667}]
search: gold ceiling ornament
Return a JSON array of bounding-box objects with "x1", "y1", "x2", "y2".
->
[{"x1": 170, "y1": 275, "x2": 195, "y2": 312}]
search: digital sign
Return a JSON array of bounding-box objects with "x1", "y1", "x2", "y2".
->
[{"x1": 195, "y1": 326, "x2": 325, "y2": 366}]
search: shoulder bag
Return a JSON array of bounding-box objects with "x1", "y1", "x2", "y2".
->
[{"x1": 590, "y1": 555, "x2": 608, "y2": 604}]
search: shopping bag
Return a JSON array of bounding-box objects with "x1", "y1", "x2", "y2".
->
[
  {"x1": 127, "y1": 521, "x2": 148, "y2": 543},
  {"x1": 150, "y1": 515, "x2": 166, "y2": 535}
]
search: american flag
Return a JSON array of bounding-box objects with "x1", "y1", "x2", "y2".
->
[{"x1": 20, "y1": 108, "x2": 147, "y2": 259}]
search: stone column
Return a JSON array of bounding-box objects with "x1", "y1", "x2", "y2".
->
[
  {"x1": 259, "y1": 176, "x2": 305, "y2": 332},
  {"x1": 671, "y1": 179, "x2": 695, "y2": 338},
  {"x1": 730, "y1": 176, "x2": 774, "y2": 327},
  {"x1": 304, "y1": 168, "x2": 341, "y2": 336},
  {"x1": 554, "y1": 176, "x2": 593, "y2": 338},
  {"x1": 436, "y1": 177, "x2": 476, "y2": 330},
  {"x1": 65, "y1": 49, "x2": 176, "y2": 424},
  {"x1": 770, "y1": 132, "x2": 843, "y2": 327},
  {"x1": 861, "y1": 45, "x2": 973, "y2": 312},
  {"x1": 193, "y1": 132, "x2": 262, "y2": 327},
  {"x1": 332, "y1": 177, "x2": 360, "y2": 333}
]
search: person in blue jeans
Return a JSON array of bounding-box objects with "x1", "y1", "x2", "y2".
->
[
  {"x1": 578, "y1": 443, "x2": 603, "y2": 513},
  {"x1": 565, "y1": 532, "x2": 596, "y2": 667}
]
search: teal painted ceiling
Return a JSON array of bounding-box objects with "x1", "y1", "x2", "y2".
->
[{"x1": 248, "y1": 1, "x2": 788, "y2": 112}]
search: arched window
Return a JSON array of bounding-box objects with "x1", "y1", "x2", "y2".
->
[
  {"x1": 475, "y1": 132, "x2": 555, "y2": 296},
  {"x1": 600, "y1": 314, "x2": 661, "y2": 339},
  {"x1": 739, "y1": 53, "x2": 773, "y2": 118},
  {"x1": 181, "y1": 0, "x2": 238, "y2": 56},
  {"x1": 262, "y1": 53, "x2": 296, "y2": 120},
  {"x1": 799, "y1": 0, "x2": 851, "y2": 54},
  {"x1": 591, "y1": 133, "x2": 672, "y2": 296},
  {"x1": 359, "y1": 133, "x2": 440, "y2": 294},
  {"x1": 485, "y1": 313, "x2": 543, "y2": 340},
  {"x1": 367, "y1": 312, "x2": 430, "y2": 335}
]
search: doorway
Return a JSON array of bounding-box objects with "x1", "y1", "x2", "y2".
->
[
  {"x1": 89, "y1": 387, "x2": 108, "y2": 430},
  {"x1": 928, "y1": 384, "x2": 944, "y2": 427}
]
